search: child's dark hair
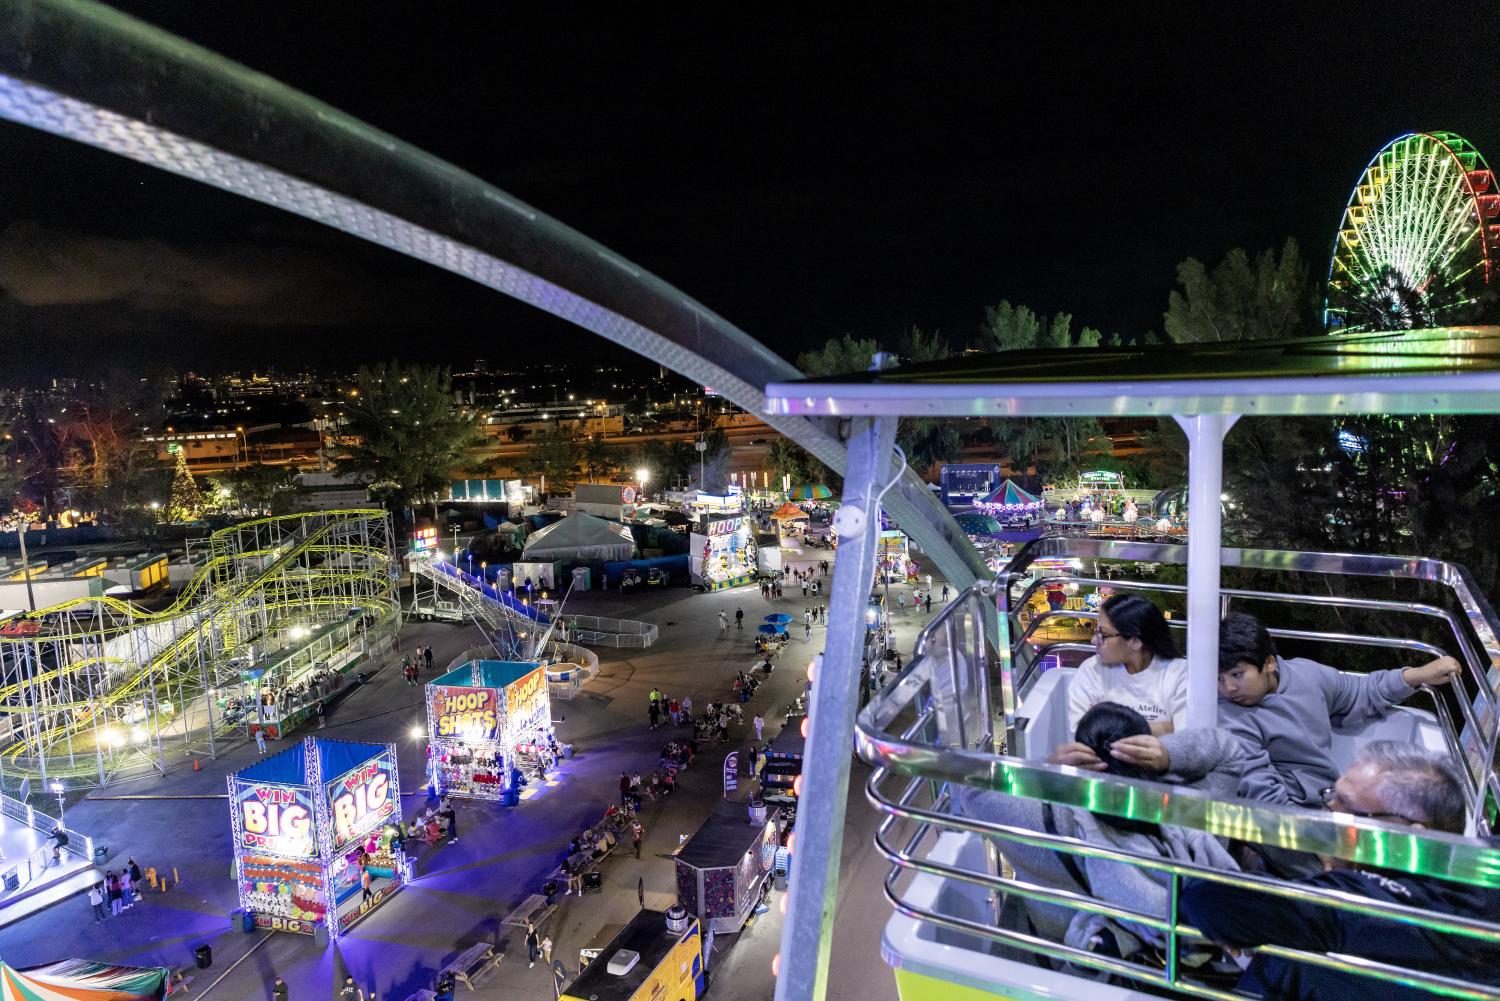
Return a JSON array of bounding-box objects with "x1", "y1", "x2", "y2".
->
[
  {"x1": 1099, "y1": 594, "x2": 1181, "y2": 661},
  {"x1": 1219, "y1": 611, "x2": 1277, "y2": 674},
  {"x1": 1074, "y1": 702, "x2": 1160, "y2": 836}
]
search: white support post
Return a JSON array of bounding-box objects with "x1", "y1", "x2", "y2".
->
[
  {"x1": 1173, "y1": 414, "x2": 1239, "y2": 729},
  {"x1": 774, "y1": 414, "x2": 898, "y2": 1001}
]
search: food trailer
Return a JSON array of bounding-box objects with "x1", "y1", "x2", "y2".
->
[{"x1": 674, "y1": 799, "x2": 784, "y2": 933}]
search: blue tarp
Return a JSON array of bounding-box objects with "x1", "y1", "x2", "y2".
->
[
  {"x1": 232, "y1": 738, "x2": 386, "y2": 788},
  {"x1": 432, "y1": 660, "x2": 541, "y2": 689},
  {"x1": 316, "y1": 738, "x2": 385, "y2": 784},
  {"x1": 473, "y1": 660, "x2": 540, "y2": 688},
  {"x1": 600, "y1": 554, "x2": 689, "y2": 587},
  {"x1": 234, "y1": 743, "x2": 306, "y2": 785}
]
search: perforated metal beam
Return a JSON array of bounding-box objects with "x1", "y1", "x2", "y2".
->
[{"x1": 0, "y1": 0, "x2": 988, "y2": 593}]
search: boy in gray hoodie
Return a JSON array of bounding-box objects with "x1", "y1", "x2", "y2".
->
[{"x1": 1217, "y1": 612, "x2": 1459, "y2": 808}]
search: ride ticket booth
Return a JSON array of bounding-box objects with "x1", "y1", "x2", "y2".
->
[
  {"x1": 228, "y1": 737, "x2": 407, "y2": 941},
  {"x1": 425, "y1": 659, "x2": 553, "y2": 803}
]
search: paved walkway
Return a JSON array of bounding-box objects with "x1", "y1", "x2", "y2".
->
[{"x1": 0, "y1": 564, "x2": 951, "y2": 1000}]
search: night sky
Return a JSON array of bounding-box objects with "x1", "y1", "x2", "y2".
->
[{"x1": 1, "y1": 3, "x2": 1498, "y2": 377}]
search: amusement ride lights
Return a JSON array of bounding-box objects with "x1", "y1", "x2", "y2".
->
[{"x1": 1327, "y1": 131, "x2": 1500, "y2": 332}]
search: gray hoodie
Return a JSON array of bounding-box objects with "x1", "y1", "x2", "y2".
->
[
  {"x1": 1219, "y1": 656, "x2": 1415, "y2": 807},
  {"x1": 953, "y1": 728, "x2": 1244, "y2": 950}
]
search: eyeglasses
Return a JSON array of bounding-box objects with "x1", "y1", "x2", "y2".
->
[
  {"x1": 1318, "y1": 786, "x2": 1414, "y2": 825},
  {"x1": 1092, "y1": 629, "x2": 1123, "y2": 643}
]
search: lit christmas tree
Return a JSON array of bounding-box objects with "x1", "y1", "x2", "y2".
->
[{"x1": 167, "y1": 448, "x2": 204, "y2": 523}]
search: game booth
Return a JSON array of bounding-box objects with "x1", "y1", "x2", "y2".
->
[
  {"x1": 228, "y1": 737, "x2": 407, "y2": 940},
  {"x1": 690, "y1": 512, "x2": 756, "y2": 591},
  {"x1": 673, "y1": 799, "x2": 785, "y2": 933},
  {"x1": 425, "y1": 659, "x2": 552, "y2": 804}
]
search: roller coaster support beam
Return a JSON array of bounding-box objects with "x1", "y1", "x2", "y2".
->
[
  {"x1": 775, "y1": 415, "x2": 897, "y2": 1001},
  {"x1": 0, "y1": 0, "x2": 989, "y2": 597}
]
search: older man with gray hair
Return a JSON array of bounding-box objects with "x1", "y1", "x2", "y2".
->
[{"x1": 1181, "y1": 741, "x2": 1498, "y2": 1000}]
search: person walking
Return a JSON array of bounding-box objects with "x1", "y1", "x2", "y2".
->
[
  {"x1": 804, "y1": 621, "x2": 812, "y2": 643},
  {"x1": 735, "y1": 607, "x2": 744, "y2": 630},
  {"x1": 424, "y1": 646, "x2": 434, "y2": 672},
  {"x1": 753, "y1": 713, "x2": 764, "y2": 742},
  {"x1": 925, "y1": 593, "x2": 933, "y2": 614},
  {"x1": 648, "y1": 701, "x2": 660, "y2": 730},
  {"x1": 272, "y1": 976, "x2": 289, "y2": 1001},
  {"x1": 316, "y1": 699, "x2": 326, "y2": 728},
  {"x1": 800, "y1": 579, "x2": 808, "y2": 598},
  {"x1": 619, "y1": 771, "x2": 631, "y2": 805},
  {"x1": 631, "y1": 819, "x2": 644, "y2": 859},
  {"x1": 360, "y1": 865, "x2": 374, "y2": 904},
  {"x1": 254, "y1": 726, "x2": 267, "y2": 755},
  {"x1": 819, "y1": 605, "x2": 826, "y2": 623},
  {"x1": 129, "y1": 857, "x2": 142, "y2": 894},
  {"x1": 442, "y1": 802, "x2": 458, "y2": 844},
  {"x1": 120, "y1": 864, "x2": 133, "y2": 909},
  {"x1": 88, "y1": 882, "x2": 107, "y2": 922},
  {"x1": 941, "y1": 583, "x2": 950, "y2": 602},
  {"x1": 107, "y1": 872, "x2": 123, "y2": 916},
  {"x1": 526, "y1": 922, "x2": 540, "y2": 968},
  {"x1": 719, "y1": 609, "x2": 728, "y2": 632},
  {"x1": 541, "y1": 934, "x2": 554, "y2": 966}
]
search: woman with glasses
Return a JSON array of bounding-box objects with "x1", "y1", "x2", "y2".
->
[{"x1": 1065, "y1": 593, "x2": 1187, "y2": 735}]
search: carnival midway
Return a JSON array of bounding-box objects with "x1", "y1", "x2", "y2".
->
[{"x1": 0, "y1": 7, "x2": 1496, "y2": 1001}]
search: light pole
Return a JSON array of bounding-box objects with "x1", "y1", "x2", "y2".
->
[
  {"x1": 636, "y1": 467, "x2": 649, "y2": 501},
  {"x1": 50, "y1": 779, "x2": 65, "y2": 824}
]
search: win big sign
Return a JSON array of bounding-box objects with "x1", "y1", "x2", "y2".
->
[
  {"x1": 328, "y1": 756, "x2": 395, "y2": 851},
  {"x1": 237, "y1": 784, "x2": 315, "y2": 859}
]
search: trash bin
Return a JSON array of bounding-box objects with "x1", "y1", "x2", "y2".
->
[
  {"x1": 238, "y1": 909, "x2": 255, "y2": 933},
  {"x1": 583, "y1": 871, "x2": 603, "y2": 893},
  {"x1": 313, "y1": 923, "x2": 329, "y2": 947},
  {"x1": 2, "y1": 868, "x2": 18, "y2": 892},
  {"x1": 194, "y1": 944, "x2": 213, "y2": 969},
  {"x1": 93, "y1": 846, "x2": 108, "y2": 864}
]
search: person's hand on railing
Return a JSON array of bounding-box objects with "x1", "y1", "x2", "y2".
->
[{"x1": 1402, "y1": 655, "x2": 1461, "y2": 689}]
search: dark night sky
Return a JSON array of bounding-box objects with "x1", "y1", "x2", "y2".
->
[{"x1": 1, "y1": 3, "x2": 1498, "y2": 377}]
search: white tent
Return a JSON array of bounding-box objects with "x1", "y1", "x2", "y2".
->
[{"x1": 521, "y1": 513, "x2": 636, "y2": 561}]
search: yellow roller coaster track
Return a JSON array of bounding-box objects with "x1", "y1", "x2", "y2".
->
[{"x1": 0, "y1": 509, "x2": 398, "y2": 780}]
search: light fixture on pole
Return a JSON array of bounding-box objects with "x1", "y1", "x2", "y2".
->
[
  {"x1": 49, "y1": 779, "x2": 65, "y2": 824},
  {"x1": 636, "y1": 467, "x2": 649, "y2": 499}
]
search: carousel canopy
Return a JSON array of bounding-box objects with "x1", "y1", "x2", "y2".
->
[
  {"x1": 521, "y1": 513, "x2": 636, "y2": 561},
  {"x1": 770, "y1": 502, "x2": 810, "y2": 521},
  {"x1": 0, "y1": 960, "x2": 170, "y2": 1001},
  {"x1": 977, "y1": 479, "x2": 1042, "y2": 511},
  {"x1": 786, "y1": 484, "x2": 832, "y2": 500}
]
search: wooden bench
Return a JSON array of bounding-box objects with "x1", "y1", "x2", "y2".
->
[
  {"x1": 439, "y1": 942, "x2": 503, "y2": 991},
  {"x1": 503, "y1": 892, "x2": 555, "y2": 929}
]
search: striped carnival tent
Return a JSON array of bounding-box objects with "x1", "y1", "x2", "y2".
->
[{"x1": 0, "y1": 960, "x2": 170, "y2": 1000}]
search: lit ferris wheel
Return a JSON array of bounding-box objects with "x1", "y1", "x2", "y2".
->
[{"x1": 1325, "y1": 130, "x2": 1500, "y2": 331}]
